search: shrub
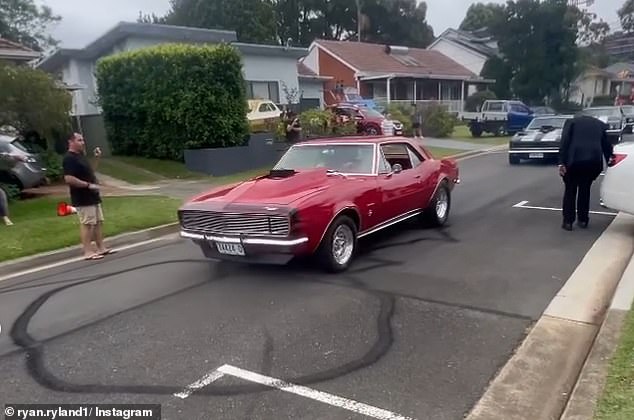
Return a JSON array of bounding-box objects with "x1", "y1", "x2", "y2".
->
[
  {"x1": 465, "y1": 90, "x2": 497, "y2": 112},
  {"x1": 95, "y1": 43, "x2": 250, "y2": 161},
  {"x1": 40, "y1": 149, "x2": 64, "y2": 183},
  {"x1": 298, "y1": 108, "x2": 356, "y2": 139},
  {"x1": 422, "y1": 104, "x2": 456, "y2": 138},
  {"x1": 387, "y1": 104, "x2": 414, "y2": 136}
]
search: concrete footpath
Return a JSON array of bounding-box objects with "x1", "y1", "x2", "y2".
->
[
  {"x1": 466, "y1": 213, "x2": 634, "y2": 420},
  {"x1": 560, "y1": 242, "x2": 634, "y2": 419}
]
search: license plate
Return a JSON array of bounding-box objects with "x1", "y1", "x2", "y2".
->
[
  {"x1": 529, "y1": 153, "x2": 544, "y2": 158},
  {"x1": 215, "y1": 242, "x2": 245, "y2": 256}
]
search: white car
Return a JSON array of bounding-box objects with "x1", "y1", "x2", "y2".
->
[{"x1": 601, "y1": 139, "x2": 634, "y2": 215}]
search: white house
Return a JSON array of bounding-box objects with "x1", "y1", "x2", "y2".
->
[
  {"x1": 36, "y1": 22, "x2": 312, "y2": 118},
  {"x1": 427, "y1": 28, "x2": 499, "y2": 95}
]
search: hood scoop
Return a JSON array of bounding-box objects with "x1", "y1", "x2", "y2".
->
[{"x1": 268, "y1": 168, "x2": 297, "y2": 178}]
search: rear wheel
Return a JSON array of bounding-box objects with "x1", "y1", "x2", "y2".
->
[
  {"x1": 470, "y1": 125, "x2": 483, "y2": 137},
  {"x1": 422, "y1": 182, "x2": 451, "y2": 227},
  {"x1": 316, "y1": 215, "x2": 358, "y2": 273}
]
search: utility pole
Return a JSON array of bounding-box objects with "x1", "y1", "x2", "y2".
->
[{"x1": 356, "y1": 0, "x2": 361, "y2": 42}]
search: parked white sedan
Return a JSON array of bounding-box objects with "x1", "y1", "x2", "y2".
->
[{"x1": 601, "y1": 139, "x2": 634, "y2": 215}]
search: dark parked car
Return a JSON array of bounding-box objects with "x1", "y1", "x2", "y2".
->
[
  {"x1": 579, "y1": 106, "x2": 629, "y2": 144},
  {"x1": 0, "y1": 134, "x2": 47, "y2": 189},
  {"x1": 508, "y1": 115, "x2": 573, "y2": 165}
]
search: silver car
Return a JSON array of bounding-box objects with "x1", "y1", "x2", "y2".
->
[
  {"x1": 0, "y1": 134, "x2": 47, "y2": 189},
  {"x1": 579, "y1": 106, "x2": 626, "y2": 144}
]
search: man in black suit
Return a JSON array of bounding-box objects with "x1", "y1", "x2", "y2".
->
[{"x1": 558, "y1": 114, "x2": 614, "y2": 231}]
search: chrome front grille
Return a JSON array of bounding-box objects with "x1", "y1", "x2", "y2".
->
[{"x1": 180, "y1": 210, "x2": 290, "y2": 236}]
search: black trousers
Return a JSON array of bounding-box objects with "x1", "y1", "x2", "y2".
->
[{"x1": 562, "y1": 162, "x2": 601, "y2": 224}]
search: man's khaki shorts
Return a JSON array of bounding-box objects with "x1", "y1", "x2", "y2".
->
[{"x1": 76, "y1": 204, "x2": 104, "y2": 225}]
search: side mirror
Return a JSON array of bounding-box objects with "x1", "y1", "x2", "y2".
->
[{"x1": 392, "y1": 163, "x2": 403, "y2": 174}]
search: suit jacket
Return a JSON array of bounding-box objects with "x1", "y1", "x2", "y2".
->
[{"x1": 559, "y1": 115, "x2": 613, "y2": 168}]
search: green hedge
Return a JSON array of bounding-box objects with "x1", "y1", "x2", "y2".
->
[
  {"x1": 95, "y1": 43, "x2": 250, "y2": 161},
  {"x1": 422, "y1": 104, "x2": 456, "y2": 138}
]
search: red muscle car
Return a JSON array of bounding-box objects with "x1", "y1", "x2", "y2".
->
[{"x1": 178, "y1": 136, "x2": 460, "y2": 272}]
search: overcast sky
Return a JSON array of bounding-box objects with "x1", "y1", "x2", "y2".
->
[{"x1": 38, "y1": 0, "x2": 623, "y2": 49}]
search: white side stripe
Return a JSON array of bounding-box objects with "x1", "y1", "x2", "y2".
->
[
  {"x1": 217, "y1": 364, "x2": 416, "y2": 420},
  {"x1": 173, "y1": 370, "x2": 225, "y2": 399}
]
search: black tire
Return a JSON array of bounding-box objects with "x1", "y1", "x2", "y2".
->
[
  {"x1": 509, "y1": 154, "x2": 520, "y2": 165},
  {"x1": 470, "y1": 125, "x2": 483, "y2": 137},
  {"x1": 422, "y1": 182, "x2": 451, "y2": 227},
  {"x1": 316, "y1": 215, "x2": 358, "y2": 273},
  {"x1": 365, "y1": 125, "x2": 380, "y2": 135}
]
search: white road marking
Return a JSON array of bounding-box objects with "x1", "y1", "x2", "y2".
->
[
  {"x1": 173, "y1": 370, "x2": 226, "y2": 399},
  {"x1": 512, "y1": 201, "x2": 617, "y2": 216},
  {"x1": 0, "y1": 235, "x2": 177, "y2": 283},
  {"x1": 217, "y1": 364, "x2": 416, "y2": 420}
]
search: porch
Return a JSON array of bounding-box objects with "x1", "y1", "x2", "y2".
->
[{"x1": 358, "y1": 74, "x2": 493, "y2": 113}]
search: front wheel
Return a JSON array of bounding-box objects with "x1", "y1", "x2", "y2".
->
[
  {"x1": 316, "y1": 215, "x2": 358, "y2": 273},
  {"x1": 422, "y1": 182, "x2": 451, "y2": 227}
]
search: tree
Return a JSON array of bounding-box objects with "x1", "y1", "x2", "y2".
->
[
  {"x1": 480, "y1": 56, "x2": 512, "y2": 99},
  {"x1": 459, "y1": 2, "x2": 505, "y2": 32},
  {"x1": 359, "y1": 0, "x2": 434, "y2": 47},
  {"x1": 161, "y1": 0, "x2": 277, "y2": 44},
  {"x1": 144, "y1": 0, "x2": 434, "y2": 48},
  {"x1": 0, "y1": 0, "x2": 61, "y2": 52},
  {"x1": 489, "y1": 0, "x2": 579, "y2": 104},
  {"x1": 619, "y1": 0, "x2": 634, "y2": 33},
  {"x1": 0, "y1": 62, "x2": 72, "y2": 143}
]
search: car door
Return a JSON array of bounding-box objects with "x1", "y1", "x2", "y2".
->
[
  {"x1": 376, "y1": 143, "x2": 423, "y2": 222},
  {"x1": 508, "y1": 103, "x2": 534, "y2": 132}
]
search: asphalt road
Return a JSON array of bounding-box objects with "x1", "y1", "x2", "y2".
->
[{"x1": 0, "y1": 152, "x2": 615, "y2": 420}]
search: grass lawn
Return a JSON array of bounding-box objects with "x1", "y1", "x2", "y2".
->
[
  {"x1": 426, "y1": 147, "x2": 469, "y2": 158},
  {"x1": 594, "y1": 308, "x2": 634, "y2": 420},
  {"x1": 98, "y1": 156, "x2": 209, "y2": 184},
  {"x1": 452, "y1": 124, "x2": 511, "y2": 145},
  {"x1": 1, "y1": 195, "x2": 181, "y2": 262}
]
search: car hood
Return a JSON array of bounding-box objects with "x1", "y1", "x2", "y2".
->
[
  {"x1": 188, "y1": 168, "x2": 348, "y2": 207},
  {"x1": 513, "y1": 128, "x2": 562, "y2": 142}
]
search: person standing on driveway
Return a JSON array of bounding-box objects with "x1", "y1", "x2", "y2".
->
[
  {"x1": 62, "y1": 133, "x2": 114, "y2": 260},
  {"x1": 558, "y1": 114, "x2": 614, "y2": 231}
]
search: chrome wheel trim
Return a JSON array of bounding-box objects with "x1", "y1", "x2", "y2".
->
[
  {"x1": 332, "y1": 224, "x2": 354, "y2": 265},
  {"x1": 435, "y1": 188, "x2": 449, "y2": 220}
]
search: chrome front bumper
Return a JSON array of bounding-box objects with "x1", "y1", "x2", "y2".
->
[{"x1": 181, "y1": 230, "x2": 310, "y2": 264}]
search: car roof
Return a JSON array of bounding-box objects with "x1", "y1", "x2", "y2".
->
[
  {"x1": 0, "y1": 134, "x2": 16, "y2": 143},
  {"x1": 293, "y1": 135, "x2": 410, "y2": 146}
]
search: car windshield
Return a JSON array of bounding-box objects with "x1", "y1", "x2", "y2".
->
[
  {"x1": 362, "y1": 108, "x2": 385, "y2": 119},
  {"x1": 10, "y1": 138, "x2": 34, "y2": 153},
  {"x1": 581, "y1": 107, "x2": 622, "y2": 118},
  {"x1": 527, "y1": 117, "x2": 569, "y2": 130},
  {"x1": 274, "y1": 144, "x2": 375, "y2": 174}
]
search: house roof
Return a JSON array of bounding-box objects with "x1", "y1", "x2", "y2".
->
[
  {"x1": 313, "y1": 39, "x2": 479, "y2": 80},
  {"x1": 429, "y1": 28, "x2": 499, "y2": 58},
  {"x1": 37, "y1": 21, "x2": 238, "y2": 71},
  {"x1": 37, "y1": 22, "x2": 307, "y2": 71},
  {"x1": 0, "y1": 37, "x2": 40, "y2": 61},
  {"x1": 297, "y1": 61, "x2": 332, "y2": 81}
]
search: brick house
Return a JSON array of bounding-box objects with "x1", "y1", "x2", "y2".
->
[{"x1": 300, "y1": 39, "x2": 494, "y2": 112}]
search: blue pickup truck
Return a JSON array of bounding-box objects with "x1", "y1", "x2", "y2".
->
[{"x1": 460, "y1": 100, "x2": 535, "y2": 137}]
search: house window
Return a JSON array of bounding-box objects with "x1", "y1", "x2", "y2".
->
[{"x1": 246, "y1": 81, "x2": 280, "y2": 103}]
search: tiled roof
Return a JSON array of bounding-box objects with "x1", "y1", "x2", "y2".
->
[
  {"x1": 439, "y1": 29, "x2": 498, "y2": 58},
  {"x1": 0, "y1": 37, "x2": 35, "y2": 52},
  {"x1": 314, "y1": 39, "x2": 477, "y2": 78}
]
